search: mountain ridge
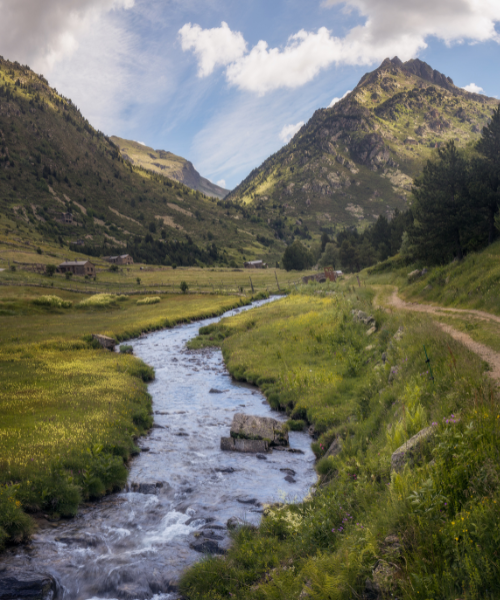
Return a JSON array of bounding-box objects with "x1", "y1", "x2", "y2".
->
[
  {"x1": 227, "y1": 57, "x2": 499, "y2": 237},
  {"x1": 110, "y1": 136, "x2": 229, "y2": 200}
]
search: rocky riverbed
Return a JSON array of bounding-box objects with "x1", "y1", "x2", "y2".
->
[{"x1": 0, "y1": 298, "x2": 317, "y2": 600}]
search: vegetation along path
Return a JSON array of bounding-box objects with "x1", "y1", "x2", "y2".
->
[{"x1": 383, "y1": 287, "x2": 500, "y2": 381}]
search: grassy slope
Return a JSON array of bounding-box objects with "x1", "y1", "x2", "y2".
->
[
  {"x1": 111, "y1": 136, "x2": 229, "y2": 200},
  {"x1": 0, "y1": 288, "x2": 248, "y2": 550},
  {"x1": 363, "y1": 239, "x2": 500, "y2": 353},
  {"x1": 0, "y1": 57, "x2": 281, "y2": 264},
  {"x1": 227, "y1": 58, "x2": 498, "y2": 240},
  {"x1": 180, "y1": 283, "x2": 500, "y2": 600}
]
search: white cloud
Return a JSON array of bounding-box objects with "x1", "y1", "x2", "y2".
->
[
  {"x1": 0, "y1": 0, "x2": 135, "y2": 73},
  {"x1": 216, "y1": 179, "x2": 226, "y2": 188},
  {"x1": 180, "y1": 1, "x2": 500, "y2": 94},
  {"x1": 329, "y1": 90, "x2": 352, "y2": 107},
  {"x1": 463, "y1": 83, "x2": 484, "y2": 94},
  {"x1": 179, "y1": 21, "x2": 247, "y2": 77},
  {"x1": 279, "y1": 121, "x2": 305, "y2": 143},
  {"x1": 137, "y1": 141, "x2": 147, "y2": 146}
]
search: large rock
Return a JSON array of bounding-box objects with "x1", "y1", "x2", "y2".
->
[
  {"x1": 391, "y1": 426, "x2": 435, "y2": 472},
  {"x1": 230, "y1": 413, "x2": 289, "y2": 447},
  {"x1": 221, "y1": 437, "x2": 269, "y2": 453},
  {"x1": 0, "y1": 569, "x2": 58, "y2": 600}
]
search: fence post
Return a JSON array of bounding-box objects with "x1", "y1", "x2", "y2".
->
[
  {"x1": 274, "y1": 270, "x2": 280, "y2": 291},
  {"x1": 249, "y1": 277, "x2": 254, "y2": 294}
]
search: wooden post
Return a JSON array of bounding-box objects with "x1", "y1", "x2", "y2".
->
[
  {"x1": 274, "y1": 270, "x2": 280, "y2": 291},
  {"x1": 249, "y1": 277, "x2": 254, "y2": 293}
]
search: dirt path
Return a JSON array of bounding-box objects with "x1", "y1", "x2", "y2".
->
[{"x1": 382, "y1": 287, "x2": 500, "y2": 382}]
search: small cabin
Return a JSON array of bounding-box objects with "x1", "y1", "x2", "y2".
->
[
  {"x1": 58, "y1": 260, "x2": 95, "y2": 277},
  {"x1": 244, "y1": 260, "x2": 267, "y2": 269},
  {"x1": 59, "y1": 212, "x2": 74, "y2": 224},
  {"x1": 104, "y1": 254, "x2": 134, "y2": 266}
]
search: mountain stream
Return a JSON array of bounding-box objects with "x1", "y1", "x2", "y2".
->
[{"x1": 1, "y1": 297, "x2": 317, "y2": 600}]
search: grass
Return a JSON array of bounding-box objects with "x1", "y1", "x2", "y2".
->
[
  {"x1": 0, "y1": 285, "x2": 251, "y2": 550},
  {"x1": 365, "y1": 239, "x2": 500, "y2": 317},
  {"x1": 180, "y1": 283, "x2": 500, "y2": 600}
]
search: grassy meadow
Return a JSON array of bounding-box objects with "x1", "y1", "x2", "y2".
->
[
  {"x1": 181, "y1": 283, "x2": 500, "y2": 600},
  {"x1": 0, "y1": 284, "x2": 252, "y2": 550}
]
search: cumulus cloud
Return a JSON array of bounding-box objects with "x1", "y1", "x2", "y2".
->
[
  {"x1": 180, "y1": 1, "x2": 500, "y2": 94},
  {"x1": 329, "y1": 90, "x2": 352, "y2": 107},
  {"x1": 463, "y1": 83, "x2": 484, "y2": 94},
  {"x1": 137, "y1": 141, "x2": 146, "y2": 146},
  {"x1": 179, "y1": 21, "x2": 247, "y2": 77},
  {"x1": 0, "y1": 0, "x2": 134, "y2": 73},
  {"x1": 279, "y1": 121, "x2": 305, "y2": 143}
]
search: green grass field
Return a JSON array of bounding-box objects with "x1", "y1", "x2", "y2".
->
[{"x1": 180, "y1": 284, "x2": 500, "y2": 600}]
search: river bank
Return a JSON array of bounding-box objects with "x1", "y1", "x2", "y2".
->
[
  {"x1": 0, "y1": 296, "x2": 317, "y2": 599},
  {"x1": 0, "y1": 291, "x2": 267, "y2": 550},
  {"x1": 179, "y1": 283, "x2": 500, "y2": 600}
]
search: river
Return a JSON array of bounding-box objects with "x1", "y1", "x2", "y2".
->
[{"x1": 1, "y1": 297, "x2": 317, "y2": 600}]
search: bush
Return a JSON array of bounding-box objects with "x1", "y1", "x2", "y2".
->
[
  {"x1": 45, "y1": 264, "x2": 56, "y2": 277},
  {"x1": 65, "y1": 271, "x2": 72, "y2": 280},
  {"x1": 119, "y1": 345, "x2": 133, "y2": 354},
  {"x1": 180, "y1": 281, "x2": 189, "y2": 293},
  {"x1": 78, "y1": 294, "x2": 120, "y2": 308},
  {"x1": 33, "y1": 295, "x2": 72, "y2": 309},
  {"x1": 137, "y1": 296, "x2": 161, "y2": 306},
  {"x1": 0, "y1": 485, "x2": 33, "y2": 550}
]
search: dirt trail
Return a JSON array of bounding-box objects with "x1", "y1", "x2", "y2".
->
[{"x1": 383, "y1": 288, "x2": 500, "y2": 382}]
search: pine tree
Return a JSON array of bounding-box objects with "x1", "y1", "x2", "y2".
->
[{"x1": 411, "y1": 141, "x2": 470, "y2": 262}]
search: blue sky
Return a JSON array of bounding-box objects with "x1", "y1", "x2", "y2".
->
[{"x1": 1, "y1": 0, "x2": 499, "y2": 190}]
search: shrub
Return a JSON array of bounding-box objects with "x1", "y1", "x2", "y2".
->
[
  {"x1": 45, "y1": 264, "x2": 56, "y2": 277},
  {"x1": 78, "y1": 294, "x2": 119, "y2": 308},
  {"x1": 33, "y1": 295, "x2": 72, "y2": 309},
  {"x1": 0, "y1": 485, "x2": 33, "y2": 550},
  {"x1": 180, "y1": 281, "x2": 189, "y2": 293},
  {"x1": 119, "y1": 345, "x2": 133, "y2": 354},
  {"x1": 65, "y1": 271, "x2": 72, "y2": 280},
  {"x1": 137, "y1": 296, "x2": 161, "y2": 306}
]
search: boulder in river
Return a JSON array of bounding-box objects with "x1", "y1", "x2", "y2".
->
[
  {"x1": 229, "y1": 413, "x2": 289, "y2": 447},
  {"x1": 190, "y1": 539, "x2": 226, "y2": 555},
  {"x1": 221, "y1": 437, "x2": 269, "y2": 453},
  {"x1": 0, "y1": 569, "x2": 58, "y2": 600}
]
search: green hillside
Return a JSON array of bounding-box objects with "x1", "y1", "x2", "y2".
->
[
  {"x1": 110, "y1": 136, "x2": 229, "y2": 200},
  {"x1": 228, "y1": 57, "x2": 499, "y2": 237},
  {"x1": 0, "y1": 57, "x2": 282, "y2": 266}
]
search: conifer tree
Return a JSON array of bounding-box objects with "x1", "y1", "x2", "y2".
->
[{"x1": 411, "y1": 141, "x2": 470, "y2": 262}]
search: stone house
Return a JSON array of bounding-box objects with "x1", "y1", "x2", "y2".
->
[{"x1": 58, "y1": 260, "x2": 95, "y2": 276}]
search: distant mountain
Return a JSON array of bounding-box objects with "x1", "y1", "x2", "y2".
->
[
  {"x1": 0, "y1": 57, "x2": 281, "y2": 265},
  {"x1": 228, "y1": 57, "x2": 499, "y2": 236},
  {"x1": 111, "y1": 137, "x2": 229, "y2": 200}
]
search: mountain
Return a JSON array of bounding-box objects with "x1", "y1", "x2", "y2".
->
[
  {"x1": 228, "y1": 57, "x2": 499, "y2": 236},
  {"x1": 0, "y1": 57, "x2": 282, "y2": 265},
  {"x1": 110, "y1": 137, "x2": 229, "y2": 200}
]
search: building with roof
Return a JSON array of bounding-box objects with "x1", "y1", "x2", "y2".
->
[
  {"x1": 58, "y1": 260, "x2": 95, "y2": 276},
  {"x1": 244, "y1": 260, "x2": 267, "y2": 269},
  {"x1": 104, "y1": 254, "x2": 134, "y2": 266}
]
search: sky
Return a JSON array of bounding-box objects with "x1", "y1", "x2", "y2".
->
[{"x1": 0, "y1": 1, "x2": 499, "y2": 190}]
